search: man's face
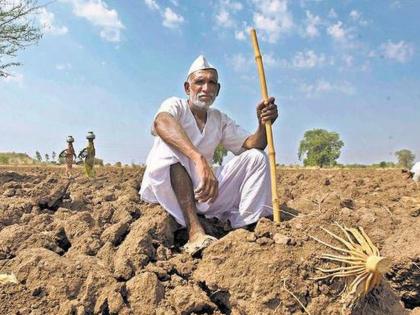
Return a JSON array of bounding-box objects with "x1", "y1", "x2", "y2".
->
[{"x1": 184, "y1": 69, "x2": 220, "y2": 110}]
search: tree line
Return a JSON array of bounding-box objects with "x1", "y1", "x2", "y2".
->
[
  {"x1": 297, "y1": 129, "x2": 416, "y2": 169},
  {"x1": 215, "y1": 128, "x2": 416, "y2": 169},
  {"x1": 34, "y1": 151, "x2": 104, "y2": 166},
  {"x1": 35, "y1": 151, "x2": 56, "y2": 163}
]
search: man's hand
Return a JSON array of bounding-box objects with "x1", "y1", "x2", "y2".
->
[
  {"x1": 155, "y1": 113, "x2": 219, "y2": 203},
  {"x1": 256, "y1": 97, "x2": 278, "y2": 125},
  {"x1": 243, "y1": 96, "x2": 279, "y2": 150},
  {"x1": 193, "y1": 155, "x2": 219, "y2": 203}
]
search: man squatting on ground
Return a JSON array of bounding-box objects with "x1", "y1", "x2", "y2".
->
[{"x1": 140, "y1": 56, "x2": 279, "y2": 254}]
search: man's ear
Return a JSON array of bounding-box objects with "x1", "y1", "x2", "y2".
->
[
  {"x1": 216, "y1": 83, "x2": 221, "y2": 96},
  {"x1": 184, "y1": 81, "x2": 190, "y2": 95}
]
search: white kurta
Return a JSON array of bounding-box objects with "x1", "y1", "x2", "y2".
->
[
  {"x1": 140, "y1": 97, "x2": 272, "y2": 228},
  {"x1": 411, "y1": 162, "x2": 420, "y2": 182}
]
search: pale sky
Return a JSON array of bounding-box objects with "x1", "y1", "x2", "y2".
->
[{"x1": 1, "y1": 0, "x2": 419, "y2": 165}]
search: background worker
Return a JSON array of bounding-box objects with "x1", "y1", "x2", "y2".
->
[
  {"x1": 411, "y1": 161, "x2": 420, "y2": 182},
  {"x1": 78, "y1": 131, "x2": 96, "y2": 178},
  {"x1": 59, "y1": 136, "x2": 77, "y2": 178}
]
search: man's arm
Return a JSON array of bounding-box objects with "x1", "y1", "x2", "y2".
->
[
  {"x1": 154, "y1": 112, "x2": 202, "y2": 162},
  {"x1": 243, "y1": 124, "x2": 267, "y2": 150},
  {"x1": 242, "y1": 97, "x2": 278, "y2": 150},
  {"x1": 154, "y1": 112, "x2": 218, "y2": 203}
]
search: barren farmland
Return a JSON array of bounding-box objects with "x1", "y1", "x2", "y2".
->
[{"x1": 0, "y1": 166, "x2": 419, "y2": 314}]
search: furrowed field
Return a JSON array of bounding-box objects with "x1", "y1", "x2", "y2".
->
[{"x1": 0, "y1": 165, "x2": 419, "y2": 314}]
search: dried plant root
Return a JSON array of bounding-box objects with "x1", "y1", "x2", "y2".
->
[
  {"x1": 310, "y1": 222, "x2": 392, "y2": 299},
  {"x1": 282, "y1": 279, "x2": 311, "y2": 315}
]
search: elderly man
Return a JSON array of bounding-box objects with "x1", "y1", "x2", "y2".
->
[{"x1": 140, "y1": 55, "x2": 278, "y2": 254}]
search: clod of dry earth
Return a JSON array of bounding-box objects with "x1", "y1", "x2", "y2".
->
[{"x1": 0, "y1": 166, "x2": 419, "y2": 314}]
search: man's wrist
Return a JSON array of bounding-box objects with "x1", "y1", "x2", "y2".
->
[
  {"x1": 257, "y1": 123, "x2": 266, "y2": 134},
  {"x1": 191, "y1": 151, "x2": 205, "y2": 165}
]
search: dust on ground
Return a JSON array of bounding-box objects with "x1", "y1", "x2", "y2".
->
[{"x1": 0, "y1": 166, "x2": 419, "y2": 314}]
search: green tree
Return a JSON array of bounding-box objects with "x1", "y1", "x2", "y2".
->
[
  {"x1": 395, "y1": 149, "x2": 415, "y2": 169},
  {"x1": 1, "y1": 0, "x2": 43, "y2": 77},
  {"x1": 213, "y1": 144, "x2": 228, "y2": 166},
  {"x1": 298, "y1": 129, "x2": 344, "y2": 167},
  {"x1": 52, "y1": 151, "x2": 56, "y2": 161},
  {"x1": 35, "y1": 150, "x2": 42, "y2": 162},
  {"x1": 44, "y1": 153, "x2": 49, "y2": 162}
]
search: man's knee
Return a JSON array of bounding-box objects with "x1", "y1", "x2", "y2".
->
[{"x1": 241, "y1": 148, "x2": 268, "y2": 165}]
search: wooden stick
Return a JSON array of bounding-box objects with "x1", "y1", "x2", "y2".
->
[{"x1": 250, "y1": 28, "x2": 281, "y2": 223}]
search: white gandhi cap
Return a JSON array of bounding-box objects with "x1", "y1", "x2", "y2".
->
[{"x1": 187, "y1": 55, "x2": 217, "y2": 78}]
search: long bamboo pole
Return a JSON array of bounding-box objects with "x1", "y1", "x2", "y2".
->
[{"x1": 250, "y1": 29, "x2": 281, "y2": 223}]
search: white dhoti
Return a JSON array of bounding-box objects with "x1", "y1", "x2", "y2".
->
[
  {"x1": 141, "y1": 146, "x2": 272, "y2": 228},
  {"x1": 140, "y1": 97, "x2": 273, "y2": 228},
  {"x1": 203, "y1": 149, "x2": 273, "y2": 227}
]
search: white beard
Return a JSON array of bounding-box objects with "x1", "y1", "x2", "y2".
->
[{"x1": 190, "y1": 93, "x2": 215, "y2": 110}]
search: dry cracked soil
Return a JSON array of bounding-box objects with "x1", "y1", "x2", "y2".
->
[{"x1": 0, "y1": 165, "x2": 419, "y2": 315}]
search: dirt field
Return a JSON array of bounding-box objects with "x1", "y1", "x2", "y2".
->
[{"x1": 0, "y1": 165, "x2": 419, "y2": 314}]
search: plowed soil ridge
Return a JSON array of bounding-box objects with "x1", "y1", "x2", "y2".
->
[{"x1": 0, "y1": 166, "x2": 419, "y2": 315}]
